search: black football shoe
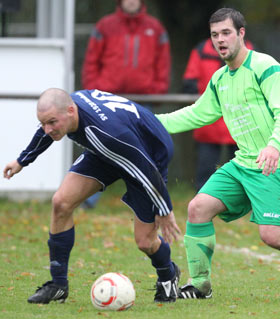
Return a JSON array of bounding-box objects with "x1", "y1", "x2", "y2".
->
[
  {"x1": 178, "y1": 284, "x2": 212, "y2": 299},
  {"x1": 27, "y1": 281, "x2": 68, "y2": 304},
  {"x1": 154, "y1": 263, "x2": 181, "y2": 303}
]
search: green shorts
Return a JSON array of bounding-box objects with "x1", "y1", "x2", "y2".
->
[{"x1": 199, "y1": 160, "x2": 280, "y2": 225}]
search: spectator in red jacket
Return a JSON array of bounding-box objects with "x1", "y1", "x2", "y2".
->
[
  {"x1": 183, "y1": 38, "x2": 254, "y2": 191},
  {"x1": 81, "y1": 0, "x2": 171, "y2": 208},
  {"x1": 82, "y1": 0, "x2": 171, "y2": 95}
]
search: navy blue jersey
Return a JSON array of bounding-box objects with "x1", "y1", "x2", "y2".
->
[{"x1": 17, "y1": 89, "x2": 174, "y2": 216}]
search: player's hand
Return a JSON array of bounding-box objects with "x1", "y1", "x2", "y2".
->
[
  {"x1": 256, "y1": 146, "x2": 280, "y2": 176},
  {"x1": 155, "y1": 211, "x2": 181, "y2": 244},
  {"x1": 3, "y1": 160, "x2": 23, "y2": 179}
]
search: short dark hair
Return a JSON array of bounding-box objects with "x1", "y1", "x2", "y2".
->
[{"x1": 209, "y1": 8, "x2": 246, "y2": 32}]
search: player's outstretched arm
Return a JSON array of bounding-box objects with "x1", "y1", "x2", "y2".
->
[
  {"x1": 3, "y1": 160, "x2": 23, "y2": 179},
  {"x1": 155, "y1": 211, "x2": 181, "y2": 245}
]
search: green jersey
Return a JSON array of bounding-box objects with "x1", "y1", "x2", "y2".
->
[{"x1": 157, "y1": 50, "x2": 280, "y2": 169}]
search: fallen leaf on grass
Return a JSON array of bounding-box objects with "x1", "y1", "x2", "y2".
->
[
  {"x1": 250, "y1": 245, "x2": 258, "y2": 251},
  {"x1": 267, "y1": 277, "x2": 276, "y2": 281},
  {"x1": 98, "y1": 312, "x2": 109, "y2": 316},
  {"x1": 76, "y1": 260, "x2": 85, "y2": 268},
  {"x1": 20, "y1": 272, "x2": 35, "y2": 277},
  {"x1": 242, "y1": 229, "x2": 251, "y2": 235},
  {"x1": 41, "y1": 225, "x2": 49, "y2": 232},
  {"x1": 22, "y1": 219, "x2": 29, "y2": 225},
  {"x1": 103, "y1": 241, "x2": 114, "y2": 248},
  {"x1": 90, "y1": 248, "x2": 99, "y2": 253},
  {"x1": 121, "y1": 235, "x2": 134, "y2": 242}
]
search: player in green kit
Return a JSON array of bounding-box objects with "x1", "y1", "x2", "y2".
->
[{"x1": 157, "y1": 7, "x2": 280, "y2": 299}]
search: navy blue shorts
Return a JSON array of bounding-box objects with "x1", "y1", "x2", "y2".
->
[{"x1": 70, "y1": 150, "x2": 168, "y2": 223}]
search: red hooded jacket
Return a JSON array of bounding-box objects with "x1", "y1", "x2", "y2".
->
[
  {"x1": 183, "y1": 38, "x2": 254, "y2": 144},
  {"x1": 82, "y1": 2, "x2": 170, "y2": 94}
]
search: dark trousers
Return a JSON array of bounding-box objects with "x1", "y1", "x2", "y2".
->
[{"x1": 195, "y1": 142, "x2": 238, "y2": 191}]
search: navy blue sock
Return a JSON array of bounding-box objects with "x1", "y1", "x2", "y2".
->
[
  {"x1": 148, "y1": 236, "x2": 175, "y2": 282},
  {"x1": 48, "y1": 226, "x2": 75, "y2": 286}
]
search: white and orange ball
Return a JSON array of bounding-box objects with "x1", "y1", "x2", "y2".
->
[{"x1": 90, "y1": 272, "x2": 135, "y2": 311}]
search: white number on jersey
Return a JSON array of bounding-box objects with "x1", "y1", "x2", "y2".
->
[{"x1": 91, "y1": 90, "x2": 140, "y2": 119}]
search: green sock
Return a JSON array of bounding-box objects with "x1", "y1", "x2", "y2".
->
[{"x1": 184, "y1": 221, "x2": 216, "y2": 294}]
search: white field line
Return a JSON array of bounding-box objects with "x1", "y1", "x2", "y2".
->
[{"x1": 216, "y1": 244, "x2": 280, "y2": 264}]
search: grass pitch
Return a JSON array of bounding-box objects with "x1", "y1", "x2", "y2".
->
[{"x1": 1, "y1": 181, "x2": 280, "y2": 319}]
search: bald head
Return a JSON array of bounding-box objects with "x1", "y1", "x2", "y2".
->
[
  {"x1": 37, "y1": 88, "x2": 74, "y2": 113},
  {"x1": 37, "y1": 88, "x2": 78, "y2": 140}
]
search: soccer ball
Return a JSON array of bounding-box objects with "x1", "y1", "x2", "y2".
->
[{"x1": 90, "y1": 272, "x2": 135, "y2": 311}]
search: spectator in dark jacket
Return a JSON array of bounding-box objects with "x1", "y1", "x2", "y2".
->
[{"x1": 183, "y1": 37, "x2": 254, "y2": 190}]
